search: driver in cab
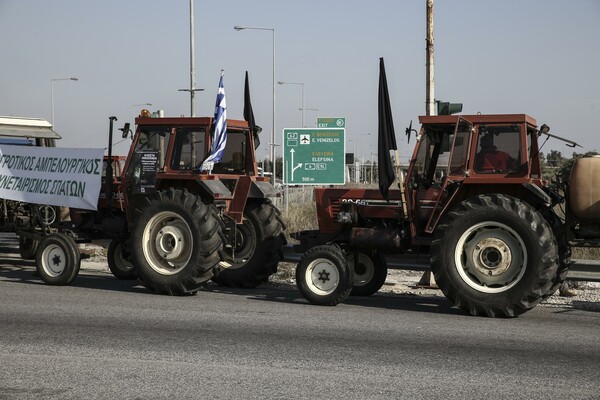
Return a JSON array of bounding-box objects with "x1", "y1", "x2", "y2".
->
[{"x1": 474, "y1": 134, "x2": 515, "y2": 173}]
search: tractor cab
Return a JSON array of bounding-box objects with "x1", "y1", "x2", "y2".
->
[
  {"x1": 406, "y1": 114, "x2": 545, "y2": 241},
  {"x1": 121, "y1": 112, "x2": 274, "y2": 225}
]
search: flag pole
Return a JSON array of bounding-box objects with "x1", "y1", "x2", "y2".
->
[{"x1": 394, "y1": 150, "x2": 407, "y2": 216}]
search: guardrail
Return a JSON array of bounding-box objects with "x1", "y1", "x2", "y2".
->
[{"x1": 281, "y1": 245, "x2": 600, "y2": 282}]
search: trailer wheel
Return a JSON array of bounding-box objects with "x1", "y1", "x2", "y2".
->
[
  {"x1": 431, "y1": 194, "x2": 558, "y2": 317},
  {"x1": 35, "y1": 233, "x2": 80, "y2": 286},
  {"x1": 107, "y1": 239, "x2": 137, "y2": 280},
  {"x1": 19, "y1": 236, "x2": 39, "y2": 260},
  {"x1": 212, "y1": 201, "x2": 285, "y2": 288},
  {"x1": 131, "y1": 189, "x2": 224, "y2": 295},
  {"x1": 347, "y1": 251, "x2": 387, "y2": 296},
  {"x1": 296, "y1": 245, "x2": 353, "y2": 306}
]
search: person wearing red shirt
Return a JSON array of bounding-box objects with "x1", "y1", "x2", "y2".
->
[{"x1": 475, "y1": 134, "x2": 515, "y2": 173}]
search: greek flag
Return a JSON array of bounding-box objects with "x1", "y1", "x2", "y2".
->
[{"x1": 201, "y1": 71, "x2": 227, "y2": 171}]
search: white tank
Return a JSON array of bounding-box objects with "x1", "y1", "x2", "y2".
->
[{"x1": 569, "y1": 156, "x2": 600, "y2": 220}]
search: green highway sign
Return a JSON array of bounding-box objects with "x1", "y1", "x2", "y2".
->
[
  {"x1": 283, "y1": 128, "x2": 346, "y2": 185},
  {"x1": 316, "y1": 117, "x2": 345, "y2": 128}
]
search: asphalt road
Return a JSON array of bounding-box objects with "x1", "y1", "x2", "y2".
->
[{"x1": 0, "y1": 239, "x2": 599, "y2": 399}]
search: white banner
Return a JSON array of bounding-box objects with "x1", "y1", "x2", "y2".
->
[{"x1": 0, "y1": 145, "x2": 105, "y2": 210}]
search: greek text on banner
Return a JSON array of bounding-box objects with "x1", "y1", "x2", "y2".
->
[{"x1": 0, "y1": 145, "x2": 105, "y2": 210}]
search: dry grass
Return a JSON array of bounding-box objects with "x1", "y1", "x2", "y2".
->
[{"x1": 281, "y1": 202, "x2": 318, "y2": 241}]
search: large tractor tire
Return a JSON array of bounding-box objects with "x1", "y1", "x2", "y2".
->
[
  {"x1": 131, "y1": 189, "x2": 224, "y2": 295},
  {"x1": 212, "y1": 201, "x2": 285, "y2": 288},
  {"x1": 35, "y1": 233, "x2": 81, "y2": 286},
  {"x1": 107, "y1": 239, "x2": 137, "y2": 280},
  {"x1": 19, "y1": 235, "x2": 39, "y2": 260},
  {"x1": 296, "y1": 245, "x2": 353, "y2": 306},
  {"x1": 430, "y1": 194, "x2": 558, "y2": 317},
  {"x1": 347, "y1": 251, "x2": 388, "y2": 296}
]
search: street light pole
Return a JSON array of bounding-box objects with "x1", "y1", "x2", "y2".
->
[
  {"x1": 278, "y1": 81, "x2": 304, "y2": 128},
  {"x1": 51, "y1": 77, "x2": 78, "y2": 128},
  {"x1": 234, "y1": 25, "x2": 276, "y2": 179},
  {"x1": 300, "y1": 107, "x2": 318, "y2": 126}
]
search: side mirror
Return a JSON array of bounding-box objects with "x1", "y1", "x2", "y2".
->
[
  {"x1": 539, "y1": 124, "x2": 550, "y2": 136},
  {"x1": 120, "y1": 123, "x2": 131, "y2": 138}
]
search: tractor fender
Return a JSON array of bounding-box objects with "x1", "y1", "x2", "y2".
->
[
  {"x1": 248, "y1": 180, "x2": 278, "y2": 199},
  {"x1": 521, "y1": 183, "x2": 551, "y2": 207},
  {"x1": 195, "y1": 179, "x2": 232, "y2": 200}
]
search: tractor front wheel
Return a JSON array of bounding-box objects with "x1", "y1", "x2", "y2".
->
[
  {"x1": 296, "y1": 245, "x2": 353, "y2": 306},
  {"x1": 431, "y1": 194, "x2": 558, "y2": 317},
  {"x1": 35, "y1": 233, "x2": 80, "y2": 286},
  {"x1": 107, "y1": 239, "x2": 137, "y2": 280},
  {"x1": 347, "y1": 251, "x2": 387, "y2": 296},
  {"x1": 19, "y1": 236, "x2": 39, "y2": 260}
]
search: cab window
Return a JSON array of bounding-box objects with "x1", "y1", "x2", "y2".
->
[
  {"x1": 474, "y1": 125, "x2": 521, "y2": 174},
  {"x1": 133, "y1": 126, "x2": 172, "y2": 171},
  {"x1": 212, "y1": 130, "x2": 247, "y2": 174},
  {"x1": 170, "y1": 128, "x2": 206, "y2": 170}
]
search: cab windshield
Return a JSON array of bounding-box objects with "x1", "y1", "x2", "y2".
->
[{"x1": 133, "y1": 126, "x2": 172, "y2": 171}]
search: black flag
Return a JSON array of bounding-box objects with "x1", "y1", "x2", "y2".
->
[
  {"x1": 244, "y1": 71, "x2": 260, "y2": 148},
  {"x1": 377, "y1": 57, "x2": 397, "y2": 200}
]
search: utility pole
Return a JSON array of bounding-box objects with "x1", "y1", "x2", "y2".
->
[
  {"x1": 419, "y1": 0, "x2": 437, "y2": 288},
  {"x1": 179, "y1": 0, "x2": 204, "y2": 116},
  {"x1": 426, "y1": 0, "x2": 435, "y2": 116},
  {"x1": 190, "y1": 0, "x2": 196, "y2": 116}
]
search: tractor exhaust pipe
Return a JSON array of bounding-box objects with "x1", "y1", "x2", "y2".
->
[{"x1": 106, "y1": 116, "x2": 117, "y2": 213}]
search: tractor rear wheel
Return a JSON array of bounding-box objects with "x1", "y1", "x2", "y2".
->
[
  {"x1": 107, "y1": 239, "x2": 137, "y2": 280},
  {"x1": 296, "y1": 245, "x2": 353, "y2": 306},
  {"x1": 431, "y1": 194, "x2": 558, "y2": 317},
  {"x1": 347, "y1": 251, "x2": 387, "y2": 296},
  {"x1": 131, "y1": 189, "x2": 224, "y2": 295},
  {"x1": 212, "y1": 201, "x2": 285, "y2": 288},
  {"x1": 35, "y1": 233, "x2": 80, "y2": 286}
]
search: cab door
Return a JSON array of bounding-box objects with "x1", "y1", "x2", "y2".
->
[{"x1": 424, "y1": 117, "x2": 473, "y2": 234}]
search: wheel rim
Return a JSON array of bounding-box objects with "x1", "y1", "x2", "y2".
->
[
  {"x1": 347, "y1": 252, "x2": 374, "y2": 287},
  {"x1": 142, "y1": 211, "x2": 193, "y2": 275},
  {"x1": 305, "y1": 258, "x2": 340, "y2": 296},
  {"x1": 113, "y1": 242, "x2": 134, "y2": 273},
  {"x1": 455, "y1": 221, "x2": 527, "y2": 293},
  {"x1": 40, "y1": 243, "x2": 67, "y2": 277}
]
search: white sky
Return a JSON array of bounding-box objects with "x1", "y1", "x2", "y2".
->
[{"x1": 1, "y1": 0, "x2": 599, "y2": 161}]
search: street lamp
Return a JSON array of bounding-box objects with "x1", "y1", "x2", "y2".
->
[
  {"x1": 177, "y1": 87, "x2": 204, "y2": 117},
  {"x1": 234, "y1": 25, "x2": 276, "y2": 179},
  {"x1": 278, "y1": 81, "x2": 304, "y2": 128},
  {"x1": 51, "y1": 77, "x2": 78, "y2": 128},
  {"x1": 300, "y1": 107, "x2": 318, "y2": 126}
]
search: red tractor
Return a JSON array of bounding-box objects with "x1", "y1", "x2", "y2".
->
[
  {"x1": 33, "y1": 112, "x2": 285, "y2": 294},
  {"x1": 292, "y1": 113, "x2": 583, "y2": 317}
]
